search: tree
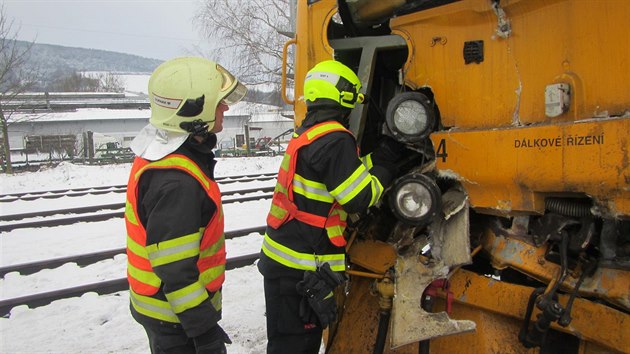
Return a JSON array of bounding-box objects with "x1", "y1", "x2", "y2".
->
[
  {"x1": 53, "y1": 72, "x2": 100, "y2": 92},
  {"x1": 195, "y1": 0, "x2": 294, "y2": 88},
  {"x1": 0, "y1": 5, "x2": 38, "y2": 174},
  {"x1": 99, "y1": 72, "x2": 125, "y2": 93},
  {"x1": 52, "y1": 71, "x2": 125, "y2": 92}
]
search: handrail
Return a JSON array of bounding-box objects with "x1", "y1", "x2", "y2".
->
[{"x1": 281, "y1": 38, "x2": 297, "y2": 105}]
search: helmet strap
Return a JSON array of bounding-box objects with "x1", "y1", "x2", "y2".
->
[
  {"x1": 187, "y1": 133, "x2": 217, "y2": 154},
  {"x1": 180, "y1": 119, "x2": 210, "y2": 138}
]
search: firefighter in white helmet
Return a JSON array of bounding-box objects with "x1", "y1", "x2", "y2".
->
[{"x1": 125, "y1": 57, "x2": 246, "y2": 354}]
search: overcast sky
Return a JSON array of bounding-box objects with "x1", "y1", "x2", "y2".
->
[{"x1": 4, "y1": 0, "x2": 213, "y2": 60}]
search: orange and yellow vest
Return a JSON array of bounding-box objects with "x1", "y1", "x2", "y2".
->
[
  {"x1": 267, "y1": 121, "x2": 354, "y2": 247},
  {"x1": 125, "y1": 153, "x2": 225, "y2": 323}
]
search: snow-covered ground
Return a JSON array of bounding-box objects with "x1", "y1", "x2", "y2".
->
[{"x1": 0, "y1": 156, "x2": 289, "y2": 353}]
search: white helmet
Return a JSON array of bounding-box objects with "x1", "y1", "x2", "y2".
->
[
  {"x1": 131, "y1": 57, "x2": 247, "y2": 161},
  {"x1": 148, "y1": 56, "x2": 247, "y2": 133}
]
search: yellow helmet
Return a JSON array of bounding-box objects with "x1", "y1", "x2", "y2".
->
[
  {"x1": 148, "y1": 57, "x2": 247, "y2": 134},
  {"x1": 304, "y1": 60, "x2": 365, "y2": 110}
]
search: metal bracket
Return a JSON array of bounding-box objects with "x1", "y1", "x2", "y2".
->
[{"x1": 390, "y1": 187, "x2": 476, "y2": 348}]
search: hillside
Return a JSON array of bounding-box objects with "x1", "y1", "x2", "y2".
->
[
  {"x1": 17, "y1": 40, "x2": 163, "y2": 90},
  {"x1": 12, "y1": 40, "x2": 286, "y2": 106}
]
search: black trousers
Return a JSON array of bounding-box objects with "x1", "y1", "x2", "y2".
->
[
  {"x1": 143, "y1": 325, "x2": 226, "y2": 354},
  {"x1": 263, "y1": 277, "x2": 323, "y2": 354},
  {"x1": 144, "y1": 326, "x2": 197, "y2": 354}
]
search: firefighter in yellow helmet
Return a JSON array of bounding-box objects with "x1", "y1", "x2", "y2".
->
[
  {"x1": 126, "y1": 57, "x2": 246, "y2": 354},
  {"x1": 258, "y1": 60, "x2": 408, "y2": 353}
]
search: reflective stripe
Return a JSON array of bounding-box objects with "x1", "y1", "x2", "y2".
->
[
  {"x1": 135, "y1": 156, "x2": 210, "y2": 190},
  {"x1": 165, "y1": 282, "x2": 209, "y2": 314},
  {"x1": 293, "y1": 174, "x2": 334, "y2": 203},
  {"x1": 125, "y1": 201, "x2": 139, "y2": 226},
  {"x1": 128, "y1": 263, "x2": 161, "y2": 288},
  {"x1": 325, "y1": 208, "x2": 348, "y2": 241},
  {"x1": 268, "y1": 202, "x2": 289, "y2": 221},
  {"x1": 261, "y1": 234, "x2": 345, "y2": 271},
  {"x1": 131, "y1": 287, "x2": 221, "y2": 322},
  {"x1": 146, "y1": 232, "x2": 201, "y2": 267},
  {"x1": 305, "y1": 71, "x2": 340, "y2": 87},
  {"x1": 369, "y1": 176, "x2": 384, "y2": 207},
  {"x1": 200, "y1": 236, "x2": 225, "y2": 257},
  {"x1": 361, "y1": 153, "x2": 373, "y2": 170},
  {"x1": 127, "y1": 235, "x2": 149, "y2": 259},
  {"x1": 331, "y1": 164, "x2": 371, "y2": 205},
  {"x1": 306, "y1": 123, "x2": 343, "y2": 140},
  {"x1": 200, "y1": 264, "x2": 226, "y2": 286},
  {"x1": 130, "y1": 289, "x2": 179, "y2": 323},
  {"x1": 210, "y1": 290, "x2": 222, "y2": 311},
  {"x1": 280, "y1": 153, "x2": 291, "y2": 171}
]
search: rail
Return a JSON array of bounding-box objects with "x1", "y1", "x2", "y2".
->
[
  {"x1": 0, "y1": 253, "x2": 260, "y2": 317},
  {"x1": 0, "y1": 172, "x2": 278, "y2": 202},
  {"x1": 0, "y1": 225, "x2": 266, "y2": 277},
  {"x1": 0, "y1": 175, "x2": 273, "y2": 317},
  {"x1": 0, "y1": 189, "x2": 274, "y2": 232}
]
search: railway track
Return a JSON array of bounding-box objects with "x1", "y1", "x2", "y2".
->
[
  {"x1": 0, "y1": 252, "x2": 261, "y2": 317},
  {"x1": 0, "y1": 173, "x2": 272, "y2": 318},
  {"x1": 0, "y1": 224, "x2": 265, "y2": 317},
  {"x1": 0, "y1": 186, "x2": 274, "y2": 232},
  {"x1": 0, "y1": 172, "x2": 277, "y2": 202},
  {"x1": 0, "y1": 225, "x2": 266, "y2": 277}
]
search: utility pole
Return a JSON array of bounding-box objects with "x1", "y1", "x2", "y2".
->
[{"x1": 244, "y1": 123, "x2": 251, "y2": 156}]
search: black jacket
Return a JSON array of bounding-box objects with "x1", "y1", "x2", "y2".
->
[
  {"x1": 258, "y1": 109, "x2": 395, "y2": 280},
  {"x1": 130, "y1": 137, "x2": 221, "y2": 338}
]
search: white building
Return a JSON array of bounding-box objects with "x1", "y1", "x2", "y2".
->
[{"x1": 5, "y1": 100, "x2": 293, "y2": 163}]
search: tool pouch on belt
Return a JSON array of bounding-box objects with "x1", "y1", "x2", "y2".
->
[{"x1": 295, "y1": 262, "x2": 348, "y2": 329}]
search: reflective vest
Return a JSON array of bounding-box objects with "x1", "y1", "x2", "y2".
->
[
  {"x1": 125, "y1": 154, "x2": 225, "y2": 323},
  {"x1": 267, "y1": 121, "x2": 353, "y2": 247}
]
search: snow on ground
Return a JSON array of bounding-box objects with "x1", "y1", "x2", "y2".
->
[{"x1": 0, "y1": 156, "x2": 293, "y2": 354}]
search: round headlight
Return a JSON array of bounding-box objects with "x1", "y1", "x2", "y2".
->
[
  {"x1": 389, "y1": 173, "x2": 441, "y2": 226},
  {"x1": 385, "y1": 92, "x2": 436, "y2": 143}
]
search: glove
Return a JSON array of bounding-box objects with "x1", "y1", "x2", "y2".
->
[
  {"x1": 193, "y1": 324, "x2": 232, "y2": 354},
  {"x1": 372, "y1": 135, "x2": 408, "y2": 165},
  {"x1": 295, "y1": 263, "x2": 347, "y2": 329},
  {"x1": 298, "y1": 294, "x2": 318, "y2": 326},
  {"x1": 369, "y1": 136, "x2": 409, "y2": 186}
]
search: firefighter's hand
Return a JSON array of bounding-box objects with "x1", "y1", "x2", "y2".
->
[
  {"x1": 372, "y1": 136, "x2": 408, "y2": 167},
  {"x1": 296, "y1": 272, "x2": 337, "y2": 329},
  {"x1": 193, "y1": 324, "x2": 232, "y2": 354},
  {"x1": 318, "y1": 262, "x2": 347, "y2": 288},
  {"x1": 296, "y1": 263, "x2": 347, "y2": 329}
]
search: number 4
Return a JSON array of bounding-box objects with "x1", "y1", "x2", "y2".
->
[{"x1": 436, "y1": 138, "x2": 448, "y2": 162}]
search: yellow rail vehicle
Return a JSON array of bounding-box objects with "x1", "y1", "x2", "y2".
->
[{"x1": 282, "y1": 0, "x2": 629, "y2": 353}]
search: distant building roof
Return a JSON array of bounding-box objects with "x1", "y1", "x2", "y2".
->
[
  {"x1": 10, "y1": 102, "x2": 293, "y2": 123},
  {"x1": 11, "y1": 108, "x2": 151, "y2": 122},
  {"x1": 5, "y1": 91, "x2": 149, "y2": 111}
]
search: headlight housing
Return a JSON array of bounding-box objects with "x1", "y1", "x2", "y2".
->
[
  {"x1": 385, "y1": 92, "x2": 436, "y2": 143},
  {"x1": 389, "y1": 173, "x2": 441, "y2": 226}
]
